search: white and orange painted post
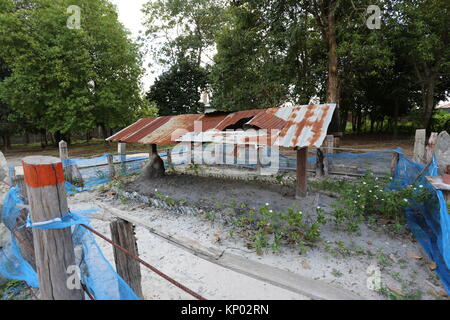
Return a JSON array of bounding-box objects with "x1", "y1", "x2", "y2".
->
[{"x1": 22, "y1": 156, "x2": 83, "y2": 300}]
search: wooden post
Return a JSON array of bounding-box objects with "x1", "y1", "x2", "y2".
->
[
  {"x1": 59, "y1": 140, "x2": 72, "y2": 183},
  {"x1": 323, "y1": 135, "x2": 334, "y2": 154},
  {"x1": 413, "y1": 129, "x2": 426, "y2": 164},
  {"x1": 256, "y1": 147, "x2": 262, "y2": 175},
  {"x1": 7, "y1": 165, "x2": 15, "y2": 186},
  {"x1": 296, "y1": 147, "x2": 308, "y2": 198},
  {"x1": 118, "y1": 142, "x2": 126, "y2": 172},
  {"x1": 316, "y1": 149, "x2": 325, "y2": 177},
  {"x1": 110, "y1": 219, "x2": 143, "y2": 299},
  {"x1": 391, "y1": 152, "x2": 400, "y2": 177},
  {"x1": 149, "y1": 144, "x2": 157, "y2": 159},
  {"x1": 426, "y1": 132, "x2": 438, "y2": 163},
  {"x1": 167, "y1": 148, "x2": 174, "y2": 170},
  {"x1": 107, "y1": 154, "x2": 115, "y2": 178},
  {"x1": 22, "y1": 156, "x2": 83, "y2": 300}
]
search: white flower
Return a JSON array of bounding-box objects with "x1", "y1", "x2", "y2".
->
[
  {"x1": 155, "y1": 189, "x2": 158, "y2": 192},
  {"x1": 265, "y1": 203, "x2": 269, "y2": 206},
  {"x1": 419, "y1": 185, "x2": 424, "y2": 188},
  {"x1": 369, "y1": 190, "x2": 372, "y2": 193},
  {"x1": 363, "y1": 182, "x2": 367, "y2": 185},
  {"x1": 403, "y1": 199, "x2": 408, "y2": 202},
  {"x1": 269, "y1": 210, "x2": 273, "y2": 213}
]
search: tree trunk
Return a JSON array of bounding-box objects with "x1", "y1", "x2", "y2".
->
[
  {"x1": 325, "y1": 5, "x2": 341, "y2": 135},
  {"x1": 393, "y1": 99, "x2": 399, "y2": 138},
  {"x1": 422, "y1": 79, "x2": 436, "y2": 132}
]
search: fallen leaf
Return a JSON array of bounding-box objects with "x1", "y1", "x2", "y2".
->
[
  {"x1": 367, "y1": 241, "x2": 373, "y2": 245},
  {"x1": 427, "y1": 261, "x2": 437, "y2": 271},
  {"x1": 407, "y1": 252, "x2": 423, "y2": 260},
  {"x1": 301, "y1": 261, "x2": 311, "y2": 269},
  {"x1": 388, "y1": 286, "x2": 404, "y2": 296}
]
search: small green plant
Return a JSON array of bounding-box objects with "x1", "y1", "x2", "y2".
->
[
  {"x1": 331, "y1": 268, "x2": 343, "y2": 277},
  {"x1": 328, "y1": 172, "x2": 431, "y2": 232}
]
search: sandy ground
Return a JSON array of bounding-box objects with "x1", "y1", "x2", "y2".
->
[
  {"x1": 64, "y1": 178, "x2": 447, "y2": 300},
  {"x1": 0, "y1": 153, "x2": 447, "y2": 300}
]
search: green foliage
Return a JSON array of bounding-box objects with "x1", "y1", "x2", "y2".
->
[
  {"x1": 147, "y1": 59, "x2": 208, "y2": 115},
  {"x1": 323, "y1": 173, "x2": 431, "y2": 232},
  {"x1": 235, "y1": 204, "x2": 327, "y2": 255},
  {"x1": 431, "y1": 111, "x2": 450, "y2": 133},
  {"x1": 0, "y1": 0, "x2": 144, "y2": 139}
]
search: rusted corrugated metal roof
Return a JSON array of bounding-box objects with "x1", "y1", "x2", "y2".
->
[
  {"x1": 108, "y1": 104, "x2": 335, "y2": 148},
  {"x1": 177, "y1": 130, "x2": 278, "y2": 146},
  {"x1": 177, "y1": 104, "x2": 336, "y2": 149},
  {"x1": 214, "y1": 109, "x2": 265, "y2": 131},
  {"x1": 274, "y1": 104, "x2": 336, "y2": 148},
  {"x1": 245, "y1": 108, "x2": 286, "y2": 130}
]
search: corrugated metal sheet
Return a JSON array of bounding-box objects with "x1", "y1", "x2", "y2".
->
[
  {"x1": 108, "y1": 104, "x2": 335, "y2": 148},
  {"x1": 274, "y1": 104, "x2": 336, "y2": 148},
  {"x1": 214, "y1": 109, "x2": 264, "y2": 131},
  {"x1": 177, "y1": 130, "x2": 277, "y2": 146},
  {"x1": 245, "y1": 108, "x2": 286, "y2": 130}
]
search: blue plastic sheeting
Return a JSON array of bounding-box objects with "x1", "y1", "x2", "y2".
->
[
  {"x1": 0, "y1": 187, "x2": 139, "y2": 299},
  {"x1": 0, "y1": 237, "x2": 39, "y2": 288},
  {"x1": 392, "y1": 151, "x2": 450, "y2": 293}
]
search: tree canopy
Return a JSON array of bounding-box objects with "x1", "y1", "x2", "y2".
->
[{"x1": 0, "y1": 0, "x2": 144, "y2": 143}]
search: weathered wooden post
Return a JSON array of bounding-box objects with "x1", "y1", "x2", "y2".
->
[
  {"x1": 22, "y1": 156, "x2": 83, "y2": 300},
  {"x1": 59, "y1": 140, "x2": 72, "y2": 183},
  {"x1": 426, "y1": 132, "x2": 438, "y2": 163},
  {"x1": 118, "y1": 142, "x2": 127, "y2": 173},
  {"x1": 167, "y1": 148, "x2": 174, "y2": 170},
  {"x1": 107, "y1": 154, "x2": 116, "y2": 178},
  {"x1": 413, "y1": 129, "x2": 427, "y2": 164},
  {"x1": 7, "y1": 165, "x2": 15, "y2": 186},
  {"x1": 110, "y1": 219, "x2": 143, "y2": 299},
  {"x1": 296, "y1": 147, "x2": 308, "y2": 198},
  {"x1": 316, "y1": 149, "x2": 325, "y2": 177}
]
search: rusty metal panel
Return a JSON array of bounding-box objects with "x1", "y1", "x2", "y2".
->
[
  {"x1": 214, "y1": 109, "x2": 264, "y2": 131},
  {"x1": 138, "y1": 114, "x2": 203, "y2": 145},
  {"x1": 274, "y1": 104, "x2": 336, "y2": 148},
  {"x1": 106, "y1": 117, "x2": 156, "y2": 142},
  {"x1": 245, "y1": 108, "x2": 286, "y2": 130}
]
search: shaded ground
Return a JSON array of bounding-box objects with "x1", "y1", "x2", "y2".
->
[{"x1": 121, "y1": 169, "x2": 447, "y2": 300}]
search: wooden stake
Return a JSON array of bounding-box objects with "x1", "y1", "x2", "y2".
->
[
  {"x1": 59, "y1": 140, "x2": 72, "y2": 183},
  {"x1": 296, "y1": 147, "x2": 308, "y2": 198},
  {"x1": 118, "y1": 142, "x2": 127, "y2": 172},
  {"x1": 426, "y1": 132, "x2": 438, "y2": 163},
  {"x1": 167, "y1": 148, "x2": 174, "y2": 170},
  {"x1": 22, "y1": 156, "x2": 83, "y2": 300},
  {"x1": 107, "y1": 154, "x2": 115, "y2": 178},
  {"x1": 413, "y1": 129, "x2": 426, "y2": 164},
  {"x1": 316, "y1": 149, "x2": 325, "y2": 177},
  {"x1": 110, "y1": 219, "x2": 143, "y2": 299}
]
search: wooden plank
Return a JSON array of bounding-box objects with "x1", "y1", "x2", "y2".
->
[
  {"x1": 296, "y1": 147, "x2": 308, "y2": 198},
  {"x1": 118, "y1": 142, "x2": 127, "y2": 172},
  {"x1": 23, "y1": 156, "x2": 83, "y2": 300},
  {"x1": 95, "y1": 202, "x2": 361, "y2": 300},
  {"x1": 110, "y1": 219, "x2": 143, "y2": 299}
]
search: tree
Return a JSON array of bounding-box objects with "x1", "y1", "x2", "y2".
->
[
  {"x1": 387, "y1": 0, "x2": 450, "y2": 130},
  {"x1": 146, "y1": 59, "x2": 208, "y2": 116},
  {"x1": 143, "y1": 0, "x2": 229, "y2": 68},
  {"x1": 0, "y1": 0, "x2": 144, "y2": 143}
]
